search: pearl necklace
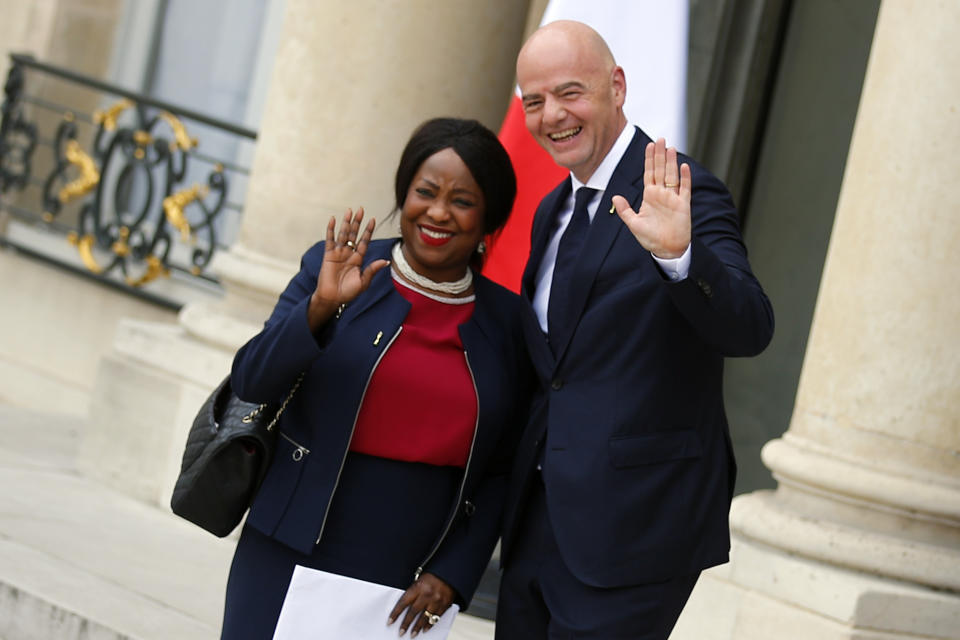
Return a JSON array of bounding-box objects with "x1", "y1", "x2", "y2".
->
[{"x1": 391, "y1": 241, "x2": 473, "y2": 295}]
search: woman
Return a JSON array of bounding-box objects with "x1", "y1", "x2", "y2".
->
[{"x1": 221, "y1": 118, "x2": 528, "y2": 638}]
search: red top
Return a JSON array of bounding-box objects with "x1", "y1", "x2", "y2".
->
[{"x1": 349, "y1": 277, "x2": 478, "y2": 467}]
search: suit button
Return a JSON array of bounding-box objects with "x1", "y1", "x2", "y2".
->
[
  {"x1": 551, "y1": 379, "x2": 563, "y2": 390},
  {"x1": 463, "y1": 500, "x2": 476, "y2": 517},
  {"x1": 697, "y1": 278, "x2": 713, "y2": 298}
]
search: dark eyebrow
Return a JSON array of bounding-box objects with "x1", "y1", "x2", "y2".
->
[
  {"x1": 554, "y1": 81, "x2": 586, "y2": 93},
  {"x1": 417, "y1": 178, "x2": 478, "y2": 198},
  {"x1": 522, "y1": 81, "x2": 586, "y2": 103}
]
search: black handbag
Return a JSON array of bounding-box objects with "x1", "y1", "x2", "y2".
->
[{"x1": 170, "y1": 375, "x2": 301, "y2": 537}]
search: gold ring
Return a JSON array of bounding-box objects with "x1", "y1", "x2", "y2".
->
[
  {"x1": 424, "y1": 610, "x2": 440, "y2": 626},
  {"x1": 345, "y1": 240, "x2": 356, "y2": 250},
  {"x1": 664, "y1": 182, "x2": 679, "y2": 189}
]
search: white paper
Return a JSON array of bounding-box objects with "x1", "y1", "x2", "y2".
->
[{"x1": 273, "y1": 565, "x2": 459, "y2": 639}]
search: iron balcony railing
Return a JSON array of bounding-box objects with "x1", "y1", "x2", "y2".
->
[{"x1": 0, "y1": 53, "x2": 258, "y2": 308}]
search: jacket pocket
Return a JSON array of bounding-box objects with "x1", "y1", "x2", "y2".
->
[
  {"x1": 246, "y1": 431, "x2": 310, "y2": 533},
  {"x1": 608, "y1": 429, "x2": 702, "y2": 469}
]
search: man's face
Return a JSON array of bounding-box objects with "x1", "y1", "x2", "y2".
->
[{"x1": 517, "y1": 31, "x2": 626, "y2": 183}]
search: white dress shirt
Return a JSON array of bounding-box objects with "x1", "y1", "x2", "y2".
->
[{"x1": 532, "y1": 123, "x2": 692, "y2": 332}]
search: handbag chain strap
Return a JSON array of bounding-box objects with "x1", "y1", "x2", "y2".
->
[{"x1": 266, "y1": 372, "x2": 305, "y2": 432}]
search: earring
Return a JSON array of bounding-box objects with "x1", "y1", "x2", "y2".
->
[{"x1": 477, "y1": 240, "x2": 486, "y2": 254}]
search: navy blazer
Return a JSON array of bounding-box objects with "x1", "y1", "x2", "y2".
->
[
  {"x1": 231, "y1": 239, "x2": 530, "y2": 605},
  {"x1": 500, "y1": 127, "x2": 774, "y2": 587}
]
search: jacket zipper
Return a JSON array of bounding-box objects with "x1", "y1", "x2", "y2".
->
[
  {"x1": 413, "y1": 350, "x2": 480, "y2": 581},
  {"x1": 278, "y1": 431, "x2": 310, "y2": 461},
  {"x1": 315, "y1": 326, "x2": 403, "y2": 544}
]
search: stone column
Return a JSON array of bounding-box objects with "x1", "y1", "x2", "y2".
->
[
  {"x1": 673, "y1": 2, "x2": 960, "y2": 638},
  {"x1": 82, "y1": 0, "x2": 531, "y2": 505}
]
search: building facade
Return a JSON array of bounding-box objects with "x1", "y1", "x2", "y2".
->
[{"x1": 0, "y1": 1, "x2": 956, "y2": 637}]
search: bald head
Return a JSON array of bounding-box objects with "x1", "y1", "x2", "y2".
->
[
  {"x1": 518, "y1": 20, "x2": 616, "y2": 77},
  {"x1": 515, "y1": 20, "x2": 627, "y2": 182}
]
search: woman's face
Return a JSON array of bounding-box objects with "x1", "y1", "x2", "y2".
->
[{"x1": 400, "y1": 147, "x2": 486, "y2": 282}]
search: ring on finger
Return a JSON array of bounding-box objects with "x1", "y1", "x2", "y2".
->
[
  {"x1": 664, "y1": 182, "x2": 679, "y2": 189},
  {"x1": 423, "y1": 610, "x2": 440, "y2": 626},
  {"x1": 345, "y1": 240, "x2": 356, "y2": 250}
]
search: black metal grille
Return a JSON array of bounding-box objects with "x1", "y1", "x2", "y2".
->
[{"x1": 0, "y1": 53, "x2": 258, "y2": 308}]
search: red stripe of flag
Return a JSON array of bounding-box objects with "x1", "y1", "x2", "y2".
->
[{"x1": 483, "y1": 95, "x2": 567, "y2": 293}]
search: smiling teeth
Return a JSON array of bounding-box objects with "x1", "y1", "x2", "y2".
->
[
  {"x1": 421, "y1": 227, "x2": 452, "y2": 239},
  {"x1": 549, "y1": 127, "x2": 581, "y2": 141}
]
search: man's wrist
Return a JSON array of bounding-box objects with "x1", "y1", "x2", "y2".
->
[{"x1": 652, "y1": 243, "x2": 692, "y2": 281}]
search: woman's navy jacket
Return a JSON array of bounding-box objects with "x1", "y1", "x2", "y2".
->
[{"x1": 230, "y1": 239, "x2": 530, "y2": 605}]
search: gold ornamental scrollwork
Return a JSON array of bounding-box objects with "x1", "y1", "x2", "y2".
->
[
  {"x1": 58, "y1": 140, "x2": 101, "y2": 203},
  {"x1": 132, "y1": 130, "x2": 152, "y2": 160},
  {"x1": 160, "y1": 111, "x2": 198, "y2": 150},
  {"x1": 125, "y1": 254, "x2": 169, "y2": 287},
  {"x1": 111, "y1": 226, "x2": 131, "y2": 257},
  {"x1": 28, "y1": 86, "x2": 233, "y2": 290},
  {"x1": 133, "y1": 130, "x2": 154, "y2": 147},
  {"x1": 163, "y1": 184, "x2": 209, "y2": 242},
  {"x1": 93, "y1": 98, "x2": 134, "y2": 131},
  {"x1": 67, "y1": 232, "x2": 105, "y2": 274}
]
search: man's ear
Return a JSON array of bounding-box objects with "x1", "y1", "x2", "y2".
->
[{"x1": 611, "y1": 66, "x2": 626, "y2": 106}]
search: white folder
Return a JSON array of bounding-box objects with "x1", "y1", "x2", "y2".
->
[{"x1": 273, "y1": 565, "x2": 459, "y2": 639}]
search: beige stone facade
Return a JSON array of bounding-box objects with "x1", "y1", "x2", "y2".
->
[{"x1": 1, "y1": 1, "x2": 958, "y2": 638}]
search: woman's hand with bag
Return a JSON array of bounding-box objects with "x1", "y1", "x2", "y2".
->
[{"x1": 308, "y1": 208, "x2": 390, "y2": 331}]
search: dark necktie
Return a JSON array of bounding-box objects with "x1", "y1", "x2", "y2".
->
[{"x1": 547, "y1": 186, "x2": 596, "y2": 353}]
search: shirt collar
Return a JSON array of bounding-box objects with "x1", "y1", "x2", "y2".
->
[{"x1": 569, "y1": 122, "x2": 635, "y2": 193}]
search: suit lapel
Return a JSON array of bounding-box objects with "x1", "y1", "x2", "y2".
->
[
  {"x1": 522, "y1": 179, "x2": 571, "y2": 295},
  {"x1": 550, "y1": 129, "x2": 649, "y2": 362},
  {"x1": 520, "y1": 179, "x2": 571, "y2": 370},
  {"x1": 341, "y1": 263, "x2": 397, "y2": 321}
]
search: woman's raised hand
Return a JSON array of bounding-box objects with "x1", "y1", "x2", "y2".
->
[{"x1": 307, "y1": 208, "x2": 389, "y2": 331}]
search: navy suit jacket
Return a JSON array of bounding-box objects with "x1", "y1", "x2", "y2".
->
[
  {"x1": 500, "y1": 127, "x2": 774, "y2": 587},
  {"x1": 231, "y1": 239, "x2": 530, "y2": 605}
]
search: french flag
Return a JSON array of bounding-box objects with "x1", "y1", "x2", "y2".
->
[{"x1": 483, "y1": 0, "x2": 689, "y2": 292}]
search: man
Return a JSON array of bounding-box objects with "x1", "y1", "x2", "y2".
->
[{"x1": 495, "y1": 21, "x2": 774, "y2": 639}]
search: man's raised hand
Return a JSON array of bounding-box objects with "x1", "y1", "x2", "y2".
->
[{"x1": 612, "y1": 138, "x2": 691, "y2": 259}]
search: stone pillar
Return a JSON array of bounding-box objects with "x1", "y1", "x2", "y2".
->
[
  {"x1": 241, "y1": 0, "x2": 530, "y2": 262},
  {"x1": 82, "y1": 1, "x2": 530, "y2": 506},
  {"x1": 672, "y1": 2, "x2": 960, "y2": 638}
]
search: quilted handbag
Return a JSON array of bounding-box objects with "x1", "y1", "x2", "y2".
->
[{"x1": 171, "y1": 374, "x2": 301, "y2": 537}]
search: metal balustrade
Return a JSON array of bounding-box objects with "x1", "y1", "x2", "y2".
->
[{"x1": 0, "y1": 53, "x2": 258, "y2": 308}]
